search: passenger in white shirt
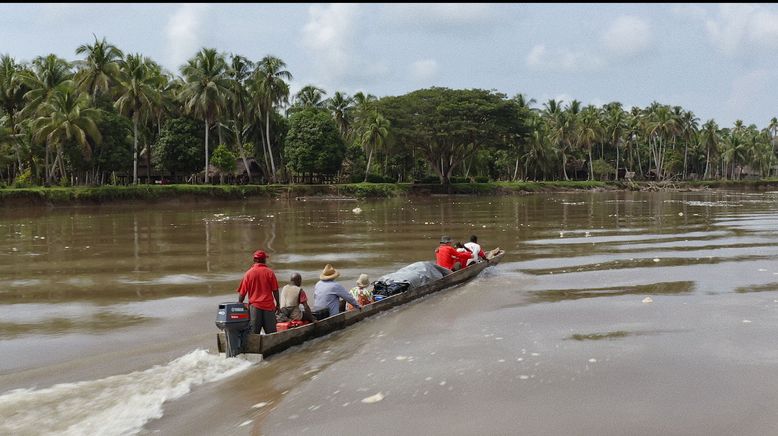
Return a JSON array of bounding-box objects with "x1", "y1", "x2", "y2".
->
[{"x1": 464, "y1": 235, "x2": 487, "y2": 266}]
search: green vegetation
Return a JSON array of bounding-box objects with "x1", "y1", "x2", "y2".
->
[{"x1": 2, "y1": 37, "x2": 778, "y2": 189}]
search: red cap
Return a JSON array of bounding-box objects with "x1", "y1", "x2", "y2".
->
[{"x1": 253, "y1": 250, "x2": 267, "y2": 260}]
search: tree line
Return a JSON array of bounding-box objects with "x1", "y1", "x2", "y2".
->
[{"x1": 1, "y1": 36, "x2": 777, "y2": 187}]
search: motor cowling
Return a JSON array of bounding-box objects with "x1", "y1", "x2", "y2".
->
[{"x1": 216, "y1": 303, "x2": 250, "y2": 357}]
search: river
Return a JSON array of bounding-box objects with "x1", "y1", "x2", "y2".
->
[{"x1": 2, "y1": 190, "x2": 778, "y2": 435}]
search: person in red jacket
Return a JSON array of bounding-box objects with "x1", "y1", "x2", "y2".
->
[
  {"x1": 435, "y1": 235, "x2": 460, "y2": 270},
  {"x1": 237, "y1": 250, "x2": 280, "y2": 334},
  {"x1": 454, "y1": 242, "x2": 473, "y2": 269}
]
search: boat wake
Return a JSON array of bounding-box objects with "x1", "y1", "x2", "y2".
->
[{"x1": 0, "y1": 349, "x2": 251, "y2": 435}]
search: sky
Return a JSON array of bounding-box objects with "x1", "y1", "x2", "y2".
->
[{"x1": 2, "y1": 3, "x2": 778, "y2": 128}]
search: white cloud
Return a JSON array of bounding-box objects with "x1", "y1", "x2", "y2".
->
[
  {"x1": 601, "y1": 15, "x2": 652, "y2": 57},
  {"x1": 410, "y1": 59, "x2": 439, "y2": 82},
  {"x1": 382, "y1": 3, "x2": 500, "y2": 29},
  {"x1": 705, "y1": 4, "x2": 778, "y2": 56},
  {"x1": 301, "y1": 4, "x2": 359, "y2": 83},
  {"x1": 526, "y1": 44, "x2": 604, "y2": 72},
  {"x1": 166, "y1": 4, "x2": 209, "y2": 69},
  {"x1": 725, "y1": 69, "x2": 771, "y2": 119},
  {"x1": 671, "y1": 4, "x2": 708, "y2": 21}
]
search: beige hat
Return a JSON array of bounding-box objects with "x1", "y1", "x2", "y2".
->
[
  {"x1": 356, "y1": 273, "x2": 370, "y2": 287},
  {"x1": 320, "y1": 263, "x2": 340, "y2": 281}
]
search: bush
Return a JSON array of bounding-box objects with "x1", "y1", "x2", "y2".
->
[
  {"x1": 364, "y1": 173, "x2": 391, "y2": 183},
  {"x1": 418, "y1": 175, "x2": 440, "y2": 184},
  {"x1": 12, "y1": 168, "x2": 33, "y2": 188},
  {"x1": 450, "y1": 176, "x2": 468, "y2": 184},
  {"x1": 591, "y1": 159, "x2": 614, "y2": 181},
  {"x1": 474, "y1": 176, "x2": 489, "y2": 183}
]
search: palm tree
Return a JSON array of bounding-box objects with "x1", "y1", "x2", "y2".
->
[
  {"x1": 603, "y1": 104, "x2": 626, "y2": 180},
  {"x1": 679, "y1": 110, "x2": 699, "y2": 179},
  {"x1": 0, "y1": 55, "x2": 28, "y2": 172},
  {"x1": 114, "y1": 54, "x2": 160, "y2": 184},
  {"x1": 180, "y1": 48, "x2": 231, "y2": 184},
  {"x1": 577, "y1": 105, "x2": 601, "y2": 180},
  {"x1": 252, "y1": 55, "x2": 292, "y2": 183},
  {"x1": 74, "y1": 35, "x2": 123, "y2": 100},
  {"x1": 699, "y1": 120, "x2": 719, "y2": 179},
  {"x1": 326, "y1": 91, "x2": 353, "y2": 138},
  {"x1": 360, "y1": 112, "x2": 390, "y2": 182},
  {"x1": 32, "y1": 86, "x2": 101, "y2": 183},
  {"x1": 293, "y1": 85, "x2": 327, "y2": 109},
  {"x1": 225, "y1": 54, "x2": 255, "y2": 181},
  {"x1": 19, "y1": 54, "x2": 73, "y2": 118}
]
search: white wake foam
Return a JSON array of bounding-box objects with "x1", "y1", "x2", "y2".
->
[{"x1": 0, "y1": 349, "x2": 251, "y2": 436}]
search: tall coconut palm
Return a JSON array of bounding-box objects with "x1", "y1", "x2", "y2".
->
[
  {"x1": 293, "y1": 85, "x2": 327, "y2": 110},
  {"x1": 326, "y1": 91, "x2": 353, "y2": 138},
  {"x1": 19, "y1": 54, "x2": 73, "y2": 118},
  {"x1": 699, "y1": 120, "x2": 719, "y2": 179},
  {"x1": 0, "y1": 55, "x2": 28, "y2": 171},
  {"x1": 252, "y1": 55, "x2": 292, "y2": 183},
  {"x1": 114, "y1": 54, "x2": 160, "y2": 184},
  {"x1": 577, "y1": 105, "x2": 601, "y2": 180},
  {"x1": 32, "y1": 86, "x2": 102, "y2": 183},
  {"x1": 225, "y1": 54, "x2": 255, "y2": 181},
  {"x1": 604, "y1": 104, "x2": 627, "y2": 180},
  {"x1": 74, "y1": 35, "x2": 123, "y2": 100},
  {"x1": 679, "y1": 110, "x2": 699, "y2": 179},
  {"x1": 360, "y1": 112, "x2": 390, "y2": 182},
  {"x1": 180, "y1": 48, "x2": 231, "y2": 184}
]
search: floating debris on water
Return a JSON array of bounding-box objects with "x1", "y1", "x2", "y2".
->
[
  {"x1": 758, "y1": 269, "x2": 767, "y2": 272},
  {"x1": 588, "y1": 358, "x2": 597, "y2": 363},
  {"x1": 361, "y1": 392, "x2": 384, "y2": 404},
  {"x1": 239, "y1": 420, "x2": 252, "y2": 427},
  {"x1": 519, "y1": 375, "x2": 529, "y2": 380},
  {"x1": 642, "y1": 297, "x2": 653, "y2": 304},
  {"x1": 742, "y1": 320, "x2": 752, "y2": 324},
  {"x1": 678, "y1": 212, "x2": 684, "y2": 216},
  {"x1": 252, "y1": 402, "x2": 269, "y2": 409},
  {"x1": 352, "y1": 207, "x2": 362, "y2": 214},
  {"x1": 653, "y1": 258, "x2": 660, "y2": 262}
]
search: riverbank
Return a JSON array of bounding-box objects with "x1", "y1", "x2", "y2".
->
[{"x1": 2, "y1": 179, "x2": 778, "y2": 206}]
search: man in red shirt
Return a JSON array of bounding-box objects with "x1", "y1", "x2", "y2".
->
[
  {"x1": 435, "y1": 235, "x2": 460, "y2": 271},
  {"x1": 237, "y1": 250, "x2": 280, "y2": 334}
]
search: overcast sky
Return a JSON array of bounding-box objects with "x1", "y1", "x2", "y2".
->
[{"x1": 2, "y1": 3, "x2": 778, "y2": 127}]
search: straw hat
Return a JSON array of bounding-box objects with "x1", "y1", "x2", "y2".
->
[
  {"x1": 320, "y1": 263, "x2": 340, "y2": 281},
  {"x1": 356, "y1": 273, "x2": 370, "y2": 287}
]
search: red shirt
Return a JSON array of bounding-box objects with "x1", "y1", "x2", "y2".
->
[
  {"x1": 237, "y1": 263, "x2": 279, "y2": 311},
  {"x1": 455, "y1": 249, "x2": 472, "y2": 268},
  {"x1": 435, "y1": 244, "x2": 459, "y2": 270}
]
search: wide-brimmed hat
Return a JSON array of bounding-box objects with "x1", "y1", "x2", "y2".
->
[
  {"x1": 253, "y1": 250, "x2": 268, "y2": 260},
  {"x1": 356, "y1": 273, "x2": 370, "y2": 287},
  {"x1": 440, "y1": 235, "x2": 452, "y2": 244},
  {"x1": 320, "y1": 263, "x2": 340, "y2": 280}
]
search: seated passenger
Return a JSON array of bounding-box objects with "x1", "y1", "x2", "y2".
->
[
  {"x1": 454, "y1": 242, "x2": 472, "y2": 270},
  {"x1": 435, "y1": 235, "x2": 459, "y2": 271},
  {"x1": 313, "y1": 264, "x2": 361, "y2": 317},
  {"x1": 347, "y1": 273, "x2": 374, "y2": 311},
  {"x1": 464, "y1": 235, "x2": 487, "y2": 266},
  {"x1": 278, "y1": 273, "x2": 315, "y2": 322}
]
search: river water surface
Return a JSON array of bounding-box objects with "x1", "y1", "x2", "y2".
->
[{"x1": 2, "y1": 191, "x2": 778, "y2": 435}]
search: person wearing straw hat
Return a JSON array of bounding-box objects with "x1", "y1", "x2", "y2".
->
[
  {"x1": 237, "y1": 250, "x2": 280, "y2": 334},
  {"x1": 312, "y1": 264, "x2": 361, "y2": 319},
  {"x1": 347, "y1": 273, "x2": 373, "y2": 311}
]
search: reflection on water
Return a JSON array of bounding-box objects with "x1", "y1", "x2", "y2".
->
[
  {"x1": 527, "y1": 280, "x2": 695, "y2": 303},
  {"x1": 6, "y1": 190, "x2": 778, "y2": 433}
]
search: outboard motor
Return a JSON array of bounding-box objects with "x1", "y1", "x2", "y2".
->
[{"x1": 215, "y1": 303, "x2": 250, "y2": 357}]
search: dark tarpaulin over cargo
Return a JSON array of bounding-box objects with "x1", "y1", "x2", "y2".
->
[{"x1": 372, "y1": 261, "x2": 451, "y2": 296}]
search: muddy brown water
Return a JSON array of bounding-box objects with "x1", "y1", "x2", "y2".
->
[{"x1": 3, "y1": 190, "x2": 778, "y2": 435}]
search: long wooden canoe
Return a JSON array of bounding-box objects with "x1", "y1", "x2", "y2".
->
[{"x1": 217, "y1": 250, "x2": 505, "y2": 358}]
